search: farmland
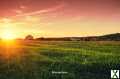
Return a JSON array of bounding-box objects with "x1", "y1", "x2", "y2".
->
[{"x1": 0, "y1": 40, "x2": 119, "y2": 79}]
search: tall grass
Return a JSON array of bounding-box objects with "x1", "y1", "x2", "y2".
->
[{"x1": 0, "y1": 41, "x2": 119, "y2": 79}]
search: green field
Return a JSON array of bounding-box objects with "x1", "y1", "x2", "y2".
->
[{"x1": 0, "y1": 41, "x2": 120, "y2": 79}]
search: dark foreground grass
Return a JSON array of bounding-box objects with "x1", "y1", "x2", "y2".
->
[{"x1": 0, "y1": 41, "x2": 119, "y2": 79}]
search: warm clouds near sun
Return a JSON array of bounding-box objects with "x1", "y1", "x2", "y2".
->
[{"x1": 0, "y1": 16, "x2": 46, "y2": 40}]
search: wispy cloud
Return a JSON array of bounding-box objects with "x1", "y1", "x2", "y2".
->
[{"x1": 15, "y1": 3, "x2": 65, "y2": 17}]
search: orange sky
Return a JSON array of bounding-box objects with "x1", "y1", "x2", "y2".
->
[{"x1": 0, "y1": 0, "x2": 120, "y2": 38}]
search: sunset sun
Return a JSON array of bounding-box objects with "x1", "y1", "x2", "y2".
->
[{"x1": 1, "y1": 30, "x2": 16, "y2": 40}]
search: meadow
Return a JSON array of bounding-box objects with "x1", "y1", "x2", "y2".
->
[{"x1": 0, "y1": 40, "x2": 119, "y2": 79}]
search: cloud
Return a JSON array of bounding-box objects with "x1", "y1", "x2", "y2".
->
[{"x1": 15, "y1": 3, "x2": 65, "y2": 17}]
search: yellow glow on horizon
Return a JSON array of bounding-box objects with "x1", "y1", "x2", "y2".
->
[
  {"x1": 1, "y1": 30, "x2": 16, "y2": 40},
  {"x1": 0, "y1": 18, "x2": 17, "y2": 40},
  {"x1": 0, "y1": 17, "x2": 119, "y2": 38}
]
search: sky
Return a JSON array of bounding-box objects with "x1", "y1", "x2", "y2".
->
[{"x1": 0, "y1": 0, "x2": 120, "y2": 38}]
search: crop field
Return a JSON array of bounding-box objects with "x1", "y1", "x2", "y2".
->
[{"x1": 0, "y1": 40, "x2": 119, "y2": 79}]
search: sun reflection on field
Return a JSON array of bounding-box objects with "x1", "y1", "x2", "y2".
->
[{"x1": 0, "y1": 40, "x2": 23, "y2": 60}]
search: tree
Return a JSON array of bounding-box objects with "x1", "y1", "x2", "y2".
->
[{"x1": 25, "y1": 35, "x2": 34, "y2": 40}]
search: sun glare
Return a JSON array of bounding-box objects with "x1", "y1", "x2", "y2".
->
[
  {"x1": 1, "y1": 30, "x2": 16, "y2": 40},
  {"x1": 0, "y1": 33, "x2": 21, "y2": 60}
]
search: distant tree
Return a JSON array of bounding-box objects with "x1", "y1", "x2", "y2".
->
[
  {"x1": 36, "y1": 37, "x2": 44, "y2": 40},
  {"x1": 25, "y1": 35, "x2": 34, "y2": 40}
]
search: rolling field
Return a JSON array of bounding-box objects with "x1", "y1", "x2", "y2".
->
[{"x1": 0, "y1": 40, "x2": 119, "y2": 79}]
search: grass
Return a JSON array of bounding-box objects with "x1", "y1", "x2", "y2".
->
[{"x1": 0, "y1": 40, "x2": 119, "y2": 79}]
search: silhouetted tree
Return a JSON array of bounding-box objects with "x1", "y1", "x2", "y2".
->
[{"x1": 25, "y1": 35, "x2": 34, "y2": 40}]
